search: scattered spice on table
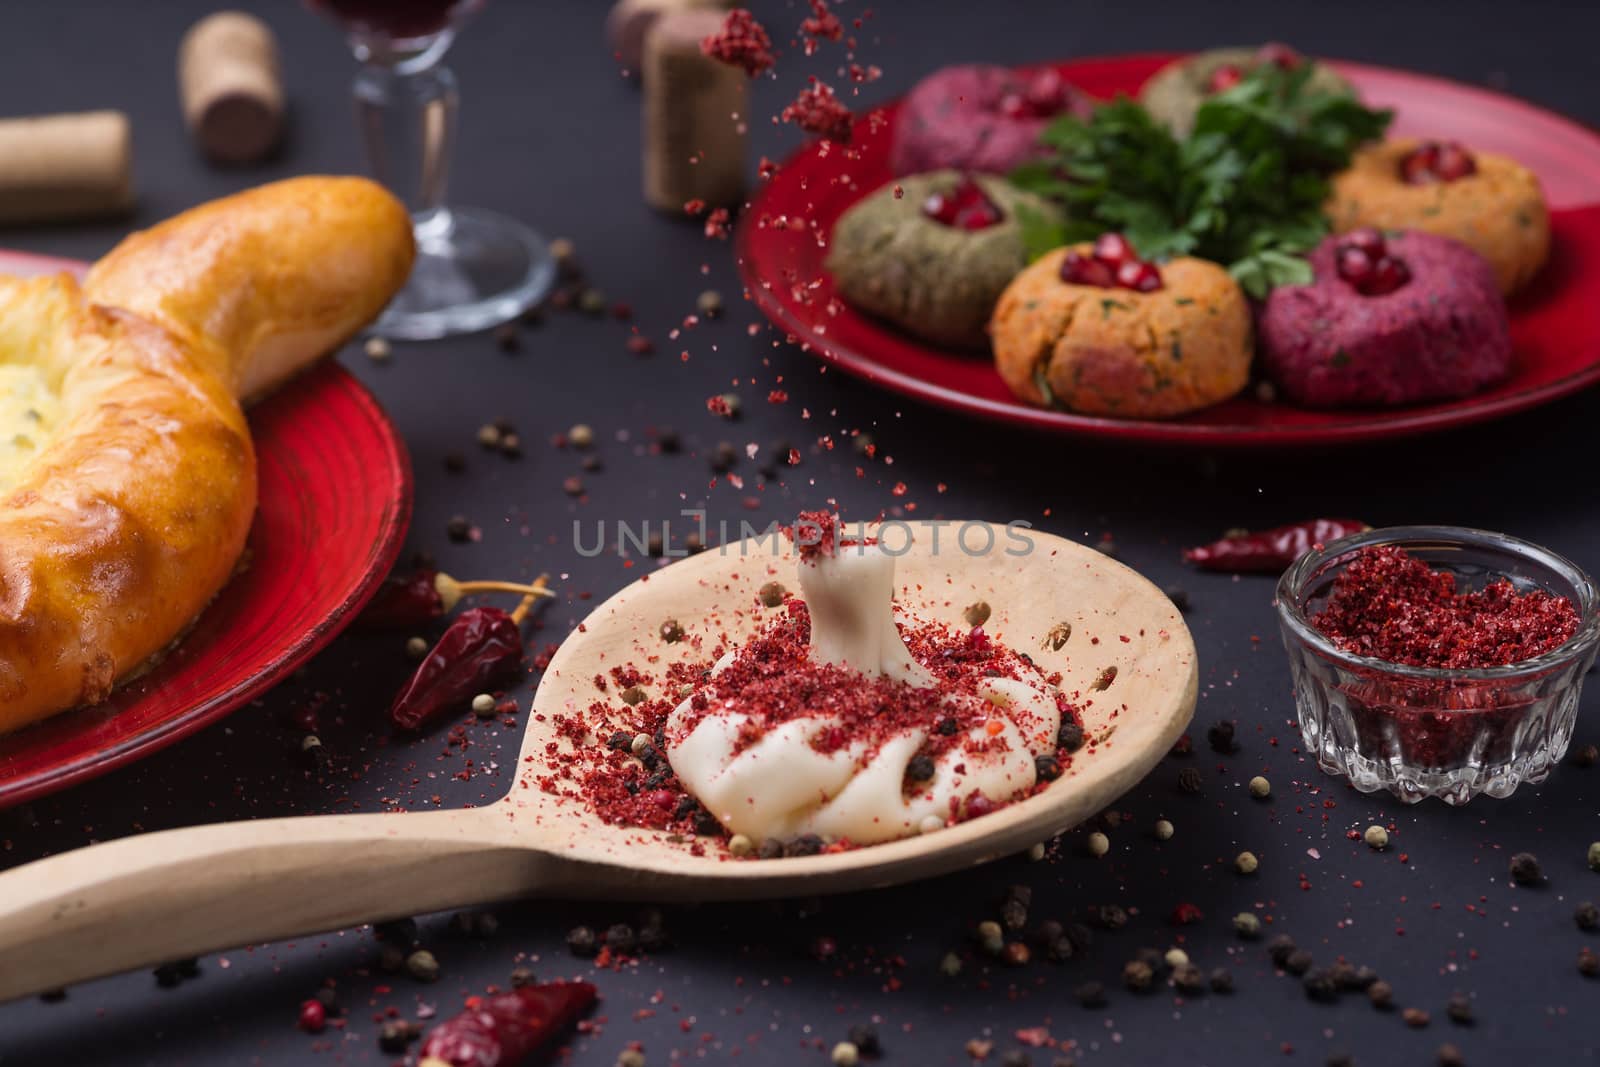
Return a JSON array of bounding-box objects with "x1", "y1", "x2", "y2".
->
[{"x1": 1182, "y1": 518, "x2": 1368, "y2": 573}]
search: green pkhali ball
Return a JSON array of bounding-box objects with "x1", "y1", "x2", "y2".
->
[
  {"x1": 825, "y1": 171, "x2": 1063, "y2": 350},
  {"x1": 1140, "y1": 46, "x2": 1355, "y2": 137}
]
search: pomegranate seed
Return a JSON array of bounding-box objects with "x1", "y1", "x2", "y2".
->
[
  {"x1": 965, "y1": 794, "x2": 996, "y2": 819},
  {"x1": 1365, "y1": 255, "x2": 1412, "y2": 295},
  {"x1": 1433, "y1": 141, "x2": 1478, "y2": 181},
  {"x1": 1400, "y1": 140, "x2": 1475, "y2": 185},
  {"x1": 1024, "y1": 69, "x2": 1068, "y2": 114},
  {"x1": 1342, "y1": 227, "x2": 1386, "y2": 258},
  {"x1": 1207, "y1": 65, "x2": 1244, "y2": 93},
  {"x1": 299, "y1": 999, "x2": 327, "y2": 1033},
  {"x1": 1093, "y1": 232, "x2": 1134, "y2": 266},
  {"x1": 922, "y1": 191, "x2": 957, "y2": 225},
  {"x1": 1060, "y1": 250, "x2": 1116, "y2": 288},
  {"x1": 1255, "y1": 42, "x2": 1301, "y2": 69},
  {"x1": 1117, "y1": 260, "x2": 1163, "y2": 293},
  {"x1": 1336, "y1": 246, "x2": 1375, "y2": 288},
  {"x1": 923, "y1": 179, "x2": 1002, "y2": 229},
  {"x1": 998, "y1": 92, "x2": 1028, "y2": 118}
]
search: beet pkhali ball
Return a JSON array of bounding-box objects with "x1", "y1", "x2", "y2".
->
[
  {"x1": 890, "y1": 64, "x2": 1092, "y2": 177},
  {"x1": 1141, "y1": 43, "x2": 1354, "y2": 137},
  {"x1": 1258, "y1": 230, "x2": 1511, "y2": 408},
  {"x1": 826, "y1": 171, "x2": 1064, "y2": 350},
  {"x1": 1327, "y1": 137, "x2": 1550, "y2": 294},
  {"x1": 991, "y1": 241, "x2": 1252, "y2": 418}
]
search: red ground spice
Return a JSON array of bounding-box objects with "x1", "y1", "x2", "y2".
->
[
  {"x1": 699, "y1": 9, "x2": 775, "y2": 77},
  {"x1": 782, "y1": 80, "x2": 853, "y2": 142},
  {"x1": 783, "y1": 509, "x2": 841, "y2": 561},
  {"x1": 1312, "y1": 546, "x2": 1579, "y2": 669},
  {"x1": 800, "y1": 0, "x2": 844, "y2": 42},
  {"x1": 1310, "y1": 546, "x2": 1583, "y2": 770}
]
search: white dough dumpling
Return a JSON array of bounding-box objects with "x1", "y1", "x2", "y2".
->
[{"x1": 666, "y1": 517, "x2": 1074, "y2": 846}]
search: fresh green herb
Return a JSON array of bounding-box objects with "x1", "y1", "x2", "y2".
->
[{"x1": 1012, "y1": 63, "x2": 1392, "y2": 298}]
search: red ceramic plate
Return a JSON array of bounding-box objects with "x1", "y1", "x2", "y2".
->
[
  {"x1": 0, "y1": 250, "x2": 412, "y2": 806},
  {"x1": 738, "y1": 53, "x2": 1600, "y2": 445}
]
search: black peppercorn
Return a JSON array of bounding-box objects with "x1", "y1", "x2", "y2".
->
[
  {"x1": 1092, "y1": 904, "x2": 1128, "y2": 930},
  {"x1": 1035, "y1": 754, "x2": 1063, "y2": 781},
  {"x1": 1046, "y1": 936, "x2": 1074, "y2": 963},
  {"x1": 937, "y1": 717, "x2": 959, "y2": 736},
  {"x1": 784, "y1": 833, "x2": 824, "y2": 858},
  {"x1": 1285, "y1": 949, "x2": 1314, "y2": 976},
  {"x1": 314, "y1": 987, "x2": 341, "y2": 1014},
  {"x1": 656, "y1": 428, "x2": 682, "y2": 453},
  {"x1": 1169, "y1": 733, "x2": 1193, "y2": 756},
  {"x1": 1368, "y1": 980, "x2": 1394, "y2": 1008},
  {"x1": 446, "y1": 515, "x2": 471, "y2": 542},
  {"x1": 374, "y1": 917, "x2": 418, "y2": 947},
  {"x1": 1325, "y1": 1055, "x2": 1354, "y2": 1067},
  {"x1": 1057, "y1": 721, "x2": 1085, "y2": 752},
  {"x1": 1173, "y1": 964, "x2": 1206, "y2": 994},
  {"x1": 1446, "y1": 993, "x2": 1473, "y2": 1024},
  {"x1": 1074, "y1": 980, "x2": 1106, "y2": 1008},
  {"x1": 1266, "y1": 935, "x2": 1296, "y2": 966},
  {"x1": 907, "y1": 755, "x2": 936, "y2": 782},
  {"x1": 1509, "y1": 851, "x2": 1543, "y2": 886},
  {"x1": 1402, "y1": 1007, "x2": 1431, "y2": 1028},
  {"x1": 1206, "y1": 720, "x2": 1237, "y2": 754},
  {"x1": 1064, "y1": 923, "x2": 1094, "y2": 952},
  {"x1": 1177, "y1": 767, "x2": 1204, "y2": 794},
  {"x1": 1579, "y1": 946, "x2": 1600, "y2": 977},
  {"x1": 1209, "y1": 967, "x2": 1234, "y2": 993},
  {"x1": 604, "y1": 923, "x2": 637, "y2": 953},
  {"x1": 510, "y1": 967, "x2": 535, "y2": 988},
  {"x1": 848, "y1": 1024, "x2": 881, "y2": 1056},
  {"x1": 1122, "y1": 959, "x2": 1154, "y2": 992},
  {"x1": 1571, "y1": 743, "x2": 1599, "y2": 767},
  {"x1": 443, "y1": 452, "x2": 466, "y2": 473},
  {"x1": 1135, "y1": 946, "x2": 1166, "y2": 974},
  {"x1": 757, "y1": 837, "x2": 784, "y2": 860},
  {"x1": 1437, "y1": 1044, "x2": 1464, "y2": 1067},
  {"x1": 1303, "y1": 968, "x2": 1338, "y2": 1001},
  {"x1": 493, "y1": 323, "x2": 520, "y2": 352},
  {"x1": 1577, "y1": 901, "x2": 1600, "y2": 931},
  {"x1": 565, "y1": 925, "x2": 598, "y2": 957}
]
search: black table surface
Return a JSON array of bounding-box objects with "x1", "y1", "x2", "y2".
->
[{"x1": 5, "y1": 1, "x2": 1600, "y2": 1064}]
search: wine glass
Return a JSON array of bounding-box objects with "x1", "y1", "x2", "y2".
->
[{"x1": 312, "y1": 0, "x2": 554, "y2": 339}]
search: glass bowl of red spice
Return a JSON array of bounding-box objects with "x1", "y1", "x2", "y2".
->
[{"x1": 1275, "y1": 526, "x2": 1600, "y2": 804}]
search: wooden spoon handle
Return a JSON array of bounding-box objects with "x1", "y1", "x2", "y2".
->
[{"x1": 0, "y1": 810, "x2": 540, "y2": 1002}]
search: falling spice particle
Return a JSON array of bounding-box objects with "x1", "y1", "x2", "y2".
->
[{"x1": 782, "y1": 80, "x2": 853, "y2": 142}]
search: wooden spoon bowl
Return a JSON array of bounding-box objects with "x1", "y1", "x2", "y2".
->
[{"x1": 0, "y1": 522, "x2": 1195, "y2": 1001}]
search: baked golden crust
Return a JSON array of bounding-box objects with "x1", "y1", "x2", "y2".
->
[
  {"x1": 1326, "y1": 138, "x2": 1550, "y2": 294},
  {"x1": 0, "y1": 176, "x2": 413, "y2": 735},
  {"x1": 991, "y1": 247, "x2": 1252, "y2": 418}
]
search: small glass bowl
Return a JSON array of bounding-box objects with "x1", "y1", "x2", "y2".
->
[{"x1": 1275, "y1": 526, "x2": 1600, "y2": 804}]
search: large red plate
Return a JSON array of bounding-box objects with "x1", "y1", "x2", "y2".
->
[
  {"x1": 0, "y1": 250, "x2": 412, "y2": 806},
  {"x1": 738, "y1": 53, "x2": 1600, "y2": 445}
]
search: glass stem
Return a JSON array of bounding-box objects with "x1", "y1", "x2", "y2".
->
[{"x1": 354, "y1": 60, "x2": 458, "y2": 233}]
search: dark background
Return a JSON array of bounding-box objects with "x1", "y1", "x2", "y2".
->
[{"x1": 4, "y1": 1, "x2": 1600, "y2": 1064}]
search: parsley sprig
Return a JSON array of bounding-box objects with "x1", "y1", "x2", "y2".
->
[{"x1": 1011, "y1": 64, "x2": 1392, "y2": 297}]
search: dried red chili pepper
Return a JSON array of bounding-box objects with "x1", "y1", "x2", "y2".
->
[
  {"x1": 1182, "y1": 519, "x2": 1367, "y2": 574},
  {"x1": 361, "y1": 570, "x2": 550, "y2": 629},
  {"x1": 417, "y1": 980, "x2": 597, "y2": 1066},
  {"x1": 390, "y1": 580, "x2": 548, "y2": 731}
]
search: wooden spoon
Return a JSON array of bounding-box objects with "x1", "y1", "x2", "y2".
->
[{"x1": 0, "y1": 522, "x2": 1196, "y2": 1002}]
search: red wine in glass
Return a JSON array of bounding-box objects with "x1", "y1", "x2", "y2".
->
[
  {"x1": 312, "y1": 0, "x2": 471, "y2": 41},
  {"x1": 309, "y1": 0, "x2": 551, "y2": 338}
]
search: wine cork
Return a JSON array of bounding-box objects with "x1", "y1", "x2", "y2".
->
[
  {"x1": 0, "y1": 111, "x2": 133, "y2": 225},
  {"x1": 607, "y1": 0, "x2": 729, "y2": 76},
  {"x1": 178, "y1": 11, "x2": 283, "y2": 164},
  {"x1": 642, "y1": 9, "x2": 746, "y2": 214}
]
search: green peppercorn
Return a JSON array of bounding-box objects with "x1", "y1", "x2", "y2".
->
[
  {"x1": 405, "y1": 949, "x2": 439, "y2": 982},
  {"x1": 1235, "y1": 851, "x2": 1259, "y2": 875},
  {"x1": 964, "y1": 601, "x2": 992, "y2": 627},
  {"x1": 1154, "y1": 818, "x2": 1174, "y2": 841},
  {"x1": 939, "y1": 952, "x2": 963, "y2": 977},
  {"x1": 1248, "y1": 776, "x2": 1271, "y2": 799},
  {"x1": 1233, "y1": 912, "x2": 1262, "y2": 939},
  {"x1": 1364, "y1": 825, "x2": 1389, "y2": 850},
  {"x1": 1588, "y1": 841, "x2": 1600, "y2": 871}
]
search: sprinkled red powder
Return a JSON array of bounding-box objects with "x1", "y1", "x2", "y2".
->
[
  {"x1": 782, "y1": 80, "x2": 853, "y2": 142},
  {"x1": 784, "y1": 509, "x2": 841, "y2": 561},
  {"x1": 800, "y1": 0, "x2": 844, "y2": 42},
  {"x1": 1313, "y1": 546, "x2": 1579, "y2": 669},
  {"x1": 699, "y1": 9, "x2": 775, "y2": 77}
]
